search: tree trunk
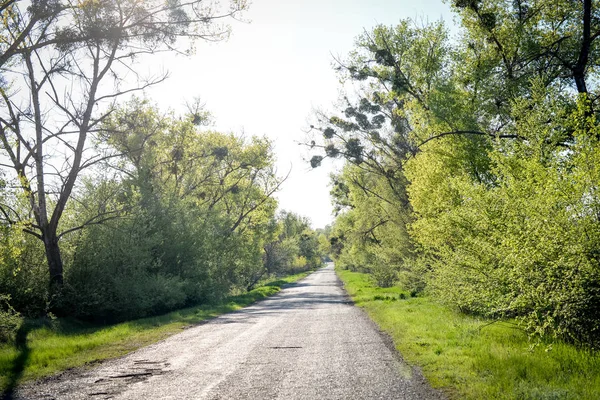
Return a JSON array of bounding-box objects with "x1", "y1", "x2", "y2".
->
[
  {"x1": 43, "y1": 231, "x2": 64, "y2": 287},
  {"x1": 574, "y1": 70, "x2": 588, "y2": 94},
  {"x1": 573, "y1": 0, "x2": 591, "y2": 95}
]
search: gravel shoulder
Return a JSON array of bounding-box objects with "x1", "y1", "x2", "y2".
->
[{"x1": 12, "y1": 265, "x2": 443, "y2": 400}]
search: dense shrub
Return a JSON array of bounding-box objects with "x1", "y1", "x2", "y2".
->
[
  {"x1": 0, "y1": 226, "x2": 48, "y2": 317},
  {"x1": 62, "y1": 201, "x2": 256, "y2": 321},
  {"x1": 407, "y1": 96, "x2": 600, "y2": 345},
  {"x1": 0, "y1": 294, "x2": 21, "y2": 342}
]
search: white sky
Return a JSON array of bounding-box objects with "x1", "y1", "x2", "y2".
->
[{"x1": 146, "y1": 0, "x2": 455, "y2": 229}]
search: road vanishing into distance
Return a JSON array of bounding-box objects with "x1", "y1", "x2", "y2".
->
[{"x1": 15, "y1": 265, "x2": 442, "y2": 399}]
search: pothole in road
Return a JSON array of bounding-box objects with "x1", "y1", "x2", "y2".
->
[{"x1": 87, "y1": 359, "x2": 171, "y2": 398}]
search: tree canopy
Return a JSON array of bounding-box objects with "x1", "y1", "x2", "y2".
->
[
  {"x1": 0, "y1": 0, "x2": 247, "y2": 288},
  {"x1": 313, "y1": 0, "x2": 600, "y2": 346}
]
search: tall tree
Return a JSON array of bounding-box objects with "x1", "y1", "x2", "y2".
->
[
  {"x1": 315, "y1": 2, "x2": 600, "y2": 343},
  {"x1": 0, "y1": 0, "x2": 247, "y2": 288}
]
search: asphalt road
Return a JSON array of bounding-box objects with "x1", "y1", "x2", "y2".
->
[{"x1": 15, "y1": 265, "x2": 443, "y2": 399}]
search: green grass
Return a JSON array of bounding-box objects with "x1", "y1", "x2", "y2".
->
[
  {"x1": 0, "y1": 270, "x2": 312, "y2": 394},
  {"x1": 337, "y1": 268, "x2": 600, "y2": 400}
]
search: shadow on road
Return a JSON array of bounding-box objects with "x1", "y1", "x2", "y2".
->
[{"x1": 213, "y1": 274, "x2": 353, "y2": 324}]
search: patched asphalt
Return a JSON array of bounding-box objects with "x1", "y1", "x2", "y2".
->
[{"x1": 12, "y1": 264, "x2": 444, "y2": 399}]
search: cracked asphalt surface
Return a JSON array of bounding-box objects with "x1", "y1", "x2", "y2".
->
[{"x1": 14, "y1": 264, "x2": 443, "y2": 399}]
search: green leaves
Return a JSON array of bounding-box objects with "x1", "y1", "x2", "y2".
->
[
  {"x1": 321, "y1": 0, "x2": 600, "y2": 346},
  {"x1": 406, "y1": 86, "x2": 600, "y2": 345}
]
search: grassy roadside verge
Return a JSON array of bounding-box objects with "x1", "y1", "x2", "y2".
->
[
  {"x1": 337, "y1": 268, "x2": 600, "y2": 400},
  {"x1": 0, "y1": 270, "x2": 312, "y2": 394}
]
